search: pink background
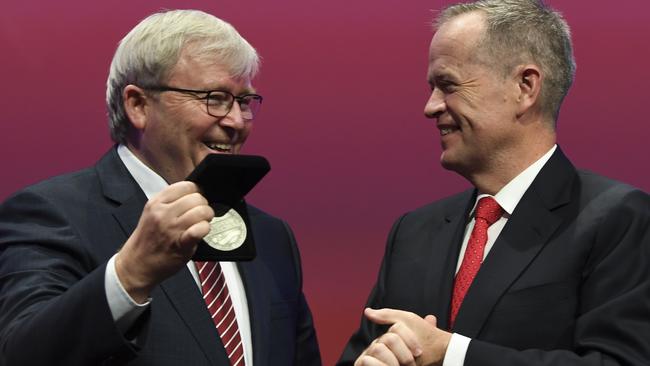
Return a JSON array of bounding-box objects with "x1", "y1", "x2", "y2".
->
[{"x1": 1, "y1": 1, "x2": 648, "y2": 364}]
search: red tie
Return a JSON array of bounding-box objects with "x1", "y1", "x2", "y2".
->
[
  {"x1": 196, "y1": 261, "x2": 245, "y2": 366},
  {"x1": 449, "y1": 196, "x2": 503, "y2": 328}
]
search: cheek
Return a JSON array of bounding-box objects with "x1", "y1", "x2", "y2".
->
[
  {"x1": 240, "y1": 123, "x2": 253, "y2": 141},
  {"x1": 444, "y1": 95, "x2": 474, "y2": 125},
  {"x1": 455, "y1": 88, "x2": 484, "y2": 111},
  {"x1": 185, "y1": 119, "x2": 216, "y2": 137}
]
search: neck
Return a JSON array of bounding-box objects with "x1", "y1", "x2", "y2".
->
[
  {"x1": 465, "y1": 130, "x2": 556, "y2": 195},
  {"x1": 124, "y1": 141, "x2": 174, "y2": 184}
]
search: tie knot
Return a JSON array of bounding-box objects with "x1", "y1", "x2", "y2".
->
[{"x1": 475, "y1": 196, "x2": 503, "y2": 226}]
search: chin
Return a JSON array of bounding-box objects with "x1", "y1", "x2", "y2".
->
[
  {"x1": 439, "y1": 151, "x2": 457, "y2": 170},
  {"x1": 440, "y1": 153, "x2": 468, "y2": 175},
  {"x1": 440, "y1": 160, "x2": 461, "y2": 173}
]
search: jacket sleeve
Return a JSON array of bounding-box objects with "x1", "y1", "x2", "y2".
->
[{"x1": 0, "y1": 189, "x2": 144, "y2": 366}]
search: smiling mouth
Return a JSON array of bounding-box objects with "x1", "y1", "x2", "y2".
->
[
  {"x1": 440, "y1": 126, "x2": 460, "y2": 136},
  {"x1": 203, "y1": 142, "x2": 233, "y2": 153}
]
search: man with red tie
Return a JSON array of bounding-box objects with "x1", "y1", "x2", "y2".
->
[
  {"x1": 0, "y1": 10, "x2": 320, "y2": 365},
  {"x1": 338, "y1": 1, "x2": 650, "y2": 365}
]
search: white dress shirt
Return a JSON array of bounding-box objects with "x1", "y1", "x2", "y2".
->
[
  {"x1": 442, "y1": 145, "x2": 557, "y2": 366},
  {"x1": 104, "y1": 144, "x2": 253, "y2": 365}
]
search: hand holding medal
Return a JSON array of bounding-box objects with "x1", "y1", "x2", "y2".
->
[{"x1": 186, "y1": 154, "x2": 270, "y2": 261}]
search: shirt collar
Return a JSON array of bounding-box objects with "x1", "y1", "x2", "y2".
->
[
  {"x1": 470, "y1": 144, "x2": 557, "y2": 218},
  {"x1": 117, "y1": 144, "x2": 168, "y2": 200}
]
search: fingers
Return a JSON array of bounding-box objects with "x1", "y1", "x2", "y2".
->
[
  {"x1": 173, "y1": 193, "x2": 214, "y2": 248},
  {"x1": 355, "y1": 354, "x2": 391, "y2": 366},
  {"x1": 143, "y1": 183, "x2": 213, "y2": 244},
  {"x1": 378, "y1": 332, "x2": 418, "y2": 365},
  {"x1": 356, "y1": 341, "x2": 400, "y2": 366},
  {"x1": 178, "y1": 218, "x2": 212, "y2": 247},
  {"x1": 153, "y1": 182, "x2": 213, "y2": 231},
  {"x1": 387, "y1": 322, "x2": 423, "y2": 358},
  {"x1": 364, "y1": 308, "x2": 425, "y2": 358},
  {"x1": 175, "y1": 200, "x2": 214, "y2": 232},
  {"x1": 355, "y1": 333, "x2": 417, "y2": 366},
  {"x1": 424, "y1": 314, "x2": 438, "y2": 327},
  {"x1": 362, "y1": 308, "x2": 451, "y2": 366},
  {"x1": 156, "y1": 181, "x2": 200, "y2": 203},
  {"x1": 167, "y1": 191, "x2": 209, "y2": 218}
]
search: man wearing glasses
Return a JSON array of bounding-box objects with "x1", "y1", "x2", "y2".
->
[{"x1": 0, "y1": 10, "x2": 320, "y2": 366}]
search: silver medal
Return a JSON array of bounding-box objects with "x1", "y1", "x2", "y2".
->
[{"x1": 203, "y1": 208, "x2": 247, "y2": 251}]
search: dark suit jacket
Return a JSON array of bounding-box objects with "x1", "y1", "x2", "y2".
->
[
  {"x1": 339, "y1": 148, "x2": 650, "y2": 365},
  {"x1": 0, "y1": 147, "x2": 321, "y2": 366}
]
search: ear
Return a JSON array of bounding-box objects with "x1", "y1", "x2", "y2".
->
[
  {"x1": 123, "y1": 84, "x2": 150, "y2": 131},
  {"x1": 514, "y1": 64, "x2": 541, "y2": 117}
]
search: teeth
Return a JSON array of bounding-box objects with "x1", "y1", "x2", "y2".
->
[{"x1": 205, "y1": 142, "x2": 232, "y2": 151}]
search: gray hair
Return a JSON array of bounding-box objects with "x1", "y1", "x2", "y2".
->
[
  {"x1": 106, "y1": 9, "x2": 260, "y2": 144},
  {"x1": 436, "y1": 0, "x2": 576, "y2": 122}
]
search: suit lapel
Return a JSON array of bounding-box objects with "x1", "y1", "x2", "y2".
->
[
  {"x1": 422, "y1": 190, "x2": 475, "y2": 330},
  {"x1": 95, "y1": 147, "x2": 147, "y2": 242},
  {"x1": 160, "y1": 270, "x2": 229, "y2": 364},
  {"x1": 238, "y1": 259, "x2": 271, "y2": 366},
  {"x1": 95, "y1": 147, "x2": 228, "y2": 363},
  {"x1": 452, "y1": 148, "x2": 576, "y2": 337},
  {"x1": 111, "y1": 197, "x2": 145, "y2": 241}
]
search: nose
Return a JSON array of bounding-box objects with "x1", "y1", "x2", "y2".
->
[
  {"x1": 219, "y1": 100, "x2": 246, "y2": 131},
  {"x1": 424, "y1": 89, "x2": 445, "y2": 119}
]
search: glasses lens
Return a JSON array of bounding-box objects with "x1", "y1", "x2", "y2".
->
[
  {"x1": 206, "y1": 92, "x2": 262, "y2": 120},
  {"x1": 206, "y1": 91, "x2": 233, "y2": 117},
  {"x1": 238, "y1": 95, "x2": 262, "y2": 120}
]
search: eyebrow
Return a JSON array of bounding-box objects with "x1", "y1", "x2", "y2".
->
[
  {"x1": 210, "y1": 86, "x2": 257, "y2": 96},
  {"x1": 428, "y1": 73, "x2": 452, "y2": 88},
  {"x1": 430, "y1": 69, "x2": 460, "y2": 85},
  {"x1": 241, "y1": 87, "x2": 257, "y2": 95}
]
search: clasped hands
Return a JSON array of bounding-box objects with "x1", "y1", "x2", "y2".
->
[{"x1": 355, "y1": 308, "x2": 452, "y2": 366}]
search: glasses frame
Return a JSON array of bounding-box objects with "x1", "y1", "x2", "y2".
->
[{"x1": 145, "y1": 85, "x2": 263, "y2": 120}]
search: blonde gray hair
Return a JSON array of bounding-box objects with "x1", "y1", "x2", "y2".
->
[
  {"x1": 106, "y1": 9, "x2": 260, "y2": 143},
  {"x1": 436, "y1": 0, "x2": 576, "y2": 122}
]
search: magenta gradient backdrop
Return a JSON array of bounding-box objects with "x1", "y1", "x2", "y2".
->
[{"x1": 1, "y1": 1, "x2": 648, "y2": 364}]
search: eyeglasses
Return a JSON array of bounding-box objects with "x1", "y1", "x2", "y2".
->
[{"x1": 146, "y1": 86, "x2": 263, "y2": 120}]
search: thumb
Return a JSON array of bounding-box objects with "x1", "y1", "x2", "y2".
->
[
  {"x1": 364, "y1": 307, "x2": 415, "y2": 326},
  {"x1": 363, "y1": 308, "x2": 396, "y2": 325}
]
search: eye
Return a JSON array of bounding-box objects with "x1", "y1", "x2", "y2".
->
[
  {"x1": 429, "y1": 74, "x2": 458, "y2": 94},
  {"x1": 205, "y1": 92, "x2": 231, "y2": 106},
  {"x1": 437, "y1": 80, "x2": 456, "y2": 93},
  {"x1": 238, "y1": 96, "x2": 253, "y2": 107},
  {"x1": 238, "y1": 95, "x2": 262, "y2": 111}
]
